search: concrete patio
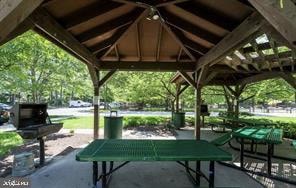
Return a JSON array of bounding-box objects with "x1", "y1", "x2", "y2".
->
[{"x1": 26, "y1": 128, "x2": 296, "y2": 188}]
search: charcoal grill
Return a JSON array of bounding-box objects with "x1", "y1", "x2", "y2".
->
[
  {"x1": 10, "y1": 103, "x2": 63, "y2": 166},
  {"x1": 201, "y1": 104, "x2": 210, "y2": 127}
]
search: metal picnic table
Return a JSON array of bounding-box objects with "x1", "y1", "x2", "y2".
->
[
  {"x1": 76, "y1": 139, "x2": 232, "y2": 188},
  {"x1": 232, "y1": 127, "x2": 283, "y2": 176}
]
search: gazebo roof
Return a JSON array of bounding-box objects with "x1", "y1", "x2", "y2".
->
[{"x1": 0, "y1": 0, "x2": 296, "y2": 85}]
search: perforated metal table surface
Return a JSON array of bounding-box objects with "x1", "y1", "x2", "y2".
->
[
  {"x1": 76, "y1": 139, "x2": 232, "y2": 188},
  {"x1": 232, "y1": 127, "x2": 283, "y2": 176}
]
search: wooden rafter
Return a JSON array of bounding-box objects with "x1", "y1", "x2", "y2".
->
[
  {"x1": 77, "y1": 9, "x2": 141, "y2": 43},
  {"x1": 203, "y1": 71, "x2": 218, "y2": 85},
  {"x1": 0, "y1": 0, "x2": 43, "y2": 45},
  {"x1": 177, "y1": 48, "x2": 182, "y2": 61},
  {"x1": 178, "y1": 84, "x2": 189, "y2": 95},
  {"x1": 61, "y1": 1, "x2": 123, "y2": 30},
  {"x1": 115, "y1": 45, "x2": 120, "y2": 61},
  {"x1": 99, "y1": 61, "x2": 196, "y2": 71},
  {"x1": 196, "y1": 12, "x2": 264, "y2": 70},
  {"x1": 90, "y1": 25, "x2": 130, "y2": 55},
  {"x1": 159, "y1": 16, "x2": 196, "y2": 61},
  {"x1": 159, "y1": 9, "x2": 221, "y2": 45},
  {"x1": 280, "y1": 73, "x2": 296, "y2": 89},
  {"x1": 248, "y1": 0, "x2": 296, "y2": 49},
  {"x1": 176, "y1": 1, "x2": 239, "y2": 31},
  {"x1": 171, "y1": 28, "x2": 208, "y2": 56},
  {"x1": 267, "y1": 37, "x2": 283, "y2": 71},
  {"x1": 136, "y1": 23, "x2": 141, "y2": 60},
  {"x1": 236, "y1": 72, "x2": 283, "y2": 85},
  {"x1": 112, "y1": 0, "x2": 190, "y2": 8},
  {"x1": 101, "y1": 9, "x2": 147, "y2": 58},
  {"x1": 250, "y1": 40, "x2": 264, "y2": 71},
  {"x1": 29, "y1": 8, "x2": 99, "y2": 67},
  {"x1": 156, "y1": 24, "x2": 163, "y2": 61},
  {"x1": 178, "y1": 71, "x2": 196, "y2": 89}
]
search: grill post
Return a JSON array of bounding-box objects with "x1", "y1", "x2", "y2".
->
[{"x1": 38, "y1": 137, "x2": 45, "y2": 166}]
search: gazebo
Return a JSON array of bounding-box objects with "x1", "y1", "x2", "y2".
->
[
  {"x1": 1, "y1": 0, "x2": 295, "y2": 140},
  {"x1": 1, "y1": 0, "x2": 296, "y2": 187}
]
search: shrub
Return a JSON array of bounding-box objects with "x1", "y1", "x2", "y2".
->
[{"x1": 123, "y1": 116, "x2": 169, "y2": 128}]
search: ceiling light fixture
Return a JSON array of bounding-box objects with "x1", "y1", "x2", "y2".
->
[{"x1": 146, "y1": 6, "x2": 159, "y2": 21}]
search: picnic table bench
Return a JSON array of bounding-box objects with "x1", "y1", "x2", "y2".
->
[{"x1": 76, "y1": 139, "x2": 232, "y2": 188}]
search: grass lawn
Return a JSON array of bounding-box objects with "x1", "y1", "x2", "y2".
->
[
  {"x1": 0, "y1": 132, "x2": 23, "y2": 157},
  {"x1": 58, "y1": 116, "x2": 104, "y2": 129}
]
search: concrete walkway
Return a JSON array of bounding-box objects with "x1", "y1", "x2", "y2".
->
[{"x1": 28, "y1": 128, "x2": 268, "y2": 188}]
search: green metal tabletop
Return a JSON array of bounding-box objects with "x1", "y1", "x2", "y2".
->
[
  {"x1": 76, "y1": 139, "x2": 232, "y2": 162},
  {"x1": 232, "y1": 127, "x2": 283, "y2": 144}
]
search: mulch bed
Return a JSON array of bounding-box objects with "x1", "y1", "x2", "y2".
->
[{"x1": 0, "y1": 133, "x2": 92, "y2": 177}]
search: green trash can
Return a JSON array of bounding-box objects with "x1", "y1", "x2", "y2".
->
[
  {"x1": 172, "y1": 112, "x2": 185, "y2": 129},
  {"x1": 104, "y1": 111, "x2": 123, "y2": 139}
]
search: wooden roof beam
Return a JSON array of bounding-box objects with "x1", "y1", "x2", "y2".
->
[
  {"x1": 160, "y1": 9, "x2": 221, "y2": 45},
  {"x1": 77, "y1": 9, "x2": 141, "y2": 43},
  {"x1": 99, "y1": 61, "x2": 196, "y2": 71},
  {"x1": 112, "y1": 0, "x2": 190, "y2": 8},
  {"x1": 178, "y1": 71, "x2": 196, "y2": 89},
  {"x1": 90, "y1": 25, "x2": 130, "y2": 55},
  {"x1": 237, "y1": 72, "x2": 283, "y2": 85},
  {"x1": 101, "y1": 9, "x2": 147, "y2": 58},
  {"x1": 136, "y1": 23, "x2": 141, "y2": 61},
  {"x1": 29, "y1": 8, "x2": 99, "y2": 67},
  {"x1": 159, "y1": 17, "x2": 196, "y2": 61},
  {"x1": 196, "y1": 12, "x2": 264, "y2": 70},
  {"x1": 0, "y1": 0, "x2": 43, "y2": 45},
  {"x1": 248, "y1": 0, "x2": 296, "y2": 49},
  {"x1": 61, "y1": 1, "x2": 123, "y2": 30},
  {"x1": 156, "y1": 24, "x2": 163, "y2": 61},
  {"x1": 280, "y1": 73, "x2": 296, "y2": 89},
  {"x1": 171, "y1": 28, "x2": 208, "y2": 55},
  {"x1": 176, "y1": 1, "x2": 239, "y2": 31}
]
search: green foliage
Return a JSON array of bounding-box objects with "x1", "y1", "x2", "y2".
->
[
  {"x1": 123, "y1": 116, "x2": 170, "y2": 128},
  {"x1": 0, "y1": 31, "x2": 93, "y2": 105},
  {"x1": 0, "y1": 132, "x2": 23, "y2": 157}
]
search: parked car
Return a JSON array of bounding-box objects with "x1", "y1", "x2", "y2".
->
[
  {"x1": 108, "y1": 102, "x2": 121, "y2": 109},
  {"x1": 69, "y1": 100, "x2": 92, "y2": 107}
]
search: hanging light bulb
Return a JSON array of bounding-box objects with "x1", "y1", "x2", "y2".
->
[{"x1": 146, "y1": 6, "x2": 159, "y2": 21}]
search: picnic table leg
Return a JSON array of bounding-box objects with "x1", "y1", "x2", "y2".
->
[
  {"x1": 196, "y1": 161, "x2": 200, "y2": 186},
  {"x1": 102, "y1": 161, "x2": 107, "y2": 188},
  {"x1": 240, "y1": 138, "x2": 244, "y2": 168},
  {"x1": 93, "y1": 162, "x2": 98, "y2": 187},
  {"x1": 267, "y1": 144, "x2": 272, "y2": 176},
  {"x1": 251, "y1": 140, "x2": 254, "y2": 153},
  {"x1": 209, "y1": 161, "x2": 215, "y2": 188}
]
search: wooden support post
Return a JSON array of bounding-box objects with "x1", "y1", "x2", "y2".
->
[
  {"x1": 93, "y1": 71, "x2": 100, "y2": 139},
  {"x1": 234, "y1": 85, "x2": 240, "y2": 120},
  {"x1": 195, "y1": 85, "x2": 202, "y2": 140},
  {"x1": 175, "y1": 84, "x2": 181, "y2": 112},
  {"x1": 88, "y1": 66, "x2": 100, "y2": 139}
]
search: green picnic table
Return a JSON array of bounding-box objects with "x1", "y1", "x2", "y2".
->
[
  {"x1": 76, "y1": 139, "x2": 232, "y2": 188},
  {"x1": 219, "y1": 116, "x2": 277, "y2": 127},
  {"x1": 232, "y1": 127, "x2": 283, "y2": 176}
]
